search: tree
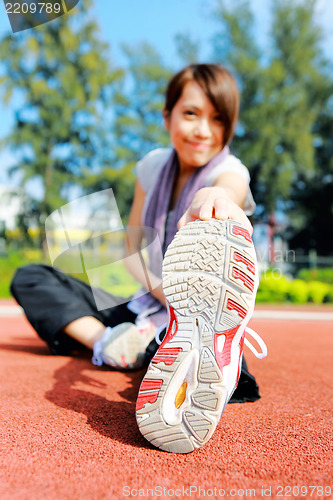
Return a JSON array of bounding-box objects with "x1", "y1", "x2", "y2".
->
[
  {"x1": 288, "y1": 83, "x2": 333, "y2": 255},
  {"x1": 112, "y1": 42, "x2": 172, "y2": 165},
  {"x1": 80, "y1": 162, "x2": 136, "y2": 224},
  {"x1": 175, "y1": 34, "x2": 201, "y2": 65},
  {"x1": 79, "y1": 42, "x2": 173, "y2": 222},
  {"x1": 0, "y1": 0, "x2": 122, "y2": 238},
  {"x1": 211, "y1": 0, "x2": 333, "y2": 248}
]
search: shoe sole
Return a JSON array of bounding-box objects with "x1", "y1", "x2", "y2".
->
[{"x1": 136, "y1": 219, "x2": 258, "y2": 453}]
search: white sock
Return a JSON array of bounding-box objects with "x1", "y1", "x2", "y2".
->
[{"x1": 91, "y1": 326, "x2": 113, "y2": 366}]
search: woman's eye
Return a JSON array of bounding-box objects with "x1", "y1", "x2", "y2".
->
[{"x1": 184, "y1": 110, "x2": 196, "y2": 117}]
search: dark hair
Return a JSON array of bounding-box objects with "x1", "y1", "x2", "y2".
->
[{"x1": 165, "y1": 64, "x2": 239, "y2": 146}]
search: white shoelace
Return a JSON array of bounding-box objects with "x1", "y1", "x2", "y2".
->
[
  {"x1": 155, "y1": 324, "x2": 267, "y2": 359},
  {"x1": 135, "y1": 305, "x2": 162, "y2": 332},
  {"x1": 244, "y1": 326, "x2": 267, "y2": 359},
  {"x1": 155, "y1": 323, "x2": 168, "y2": 345}
]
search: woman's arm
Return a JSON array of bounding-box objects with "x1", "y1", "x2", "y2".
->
[
  {"x1": 124, "y1": 179, "x2": 166, "y2": 307},
  {"x1": 177, "y1": 172, "x2": 252, "y2": 234}
]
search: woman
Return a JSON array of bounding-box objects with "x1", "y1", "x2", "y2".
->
[{"x1": 11, "y1": 64, "x2": 267, "y2": 453}]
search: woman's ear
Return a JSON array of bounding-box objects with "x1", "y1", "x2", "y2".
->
[{"x1": 163, "y1": 109, "x2": 170, "y2": 131}]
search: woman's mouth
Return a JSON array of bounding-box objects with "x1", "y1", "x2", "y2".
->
[{"x1": 187, "y1": 141, "x2": 211, "y2": 151}]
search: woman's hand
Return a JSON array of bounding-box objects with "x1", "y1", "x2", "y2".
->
[{"x1": 177, "y1": 186, "x2": 252, "y2": 234}]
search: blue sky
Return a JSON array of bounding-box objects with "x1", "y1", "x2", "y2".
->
[{"x1": 0, "y1": 0, "x2": 332, "y2": 190}]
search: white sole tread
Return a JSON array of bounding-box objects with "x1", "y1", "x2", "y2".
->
[{"x1": 136, "y1": 219, "x2": 258, "y2": 453}]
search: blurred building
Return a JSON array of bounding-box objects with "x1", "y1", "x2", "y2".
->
[{"x1": 0, "y1": 186, "x2": 24, "y2": 231}]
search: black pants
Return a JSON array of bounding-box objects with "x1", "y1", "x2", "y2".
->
[
  {"x1": 10, "y1": 264, "x2": 137, "y2": 355},
  {"x1": 10, "y1": 264, "x2": 260, "y2": 402}
]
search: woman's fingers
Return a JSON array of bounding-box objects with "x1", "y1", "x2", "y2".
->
[
  {"x1": 177, "y1": 187, "x2": 253, "y2": 235},
  {"x1": 213, "y1": 197, "x2": 229, "y2": 220},
  {"x1": 177, "y1": 209, "x2": 195, "y2": 228},
  {"x1": 177, "y1": 195, "x2": 214, "y2": 228},
  {"x1": 198, "y1": 202, "x2": 214, "y2": 220}
]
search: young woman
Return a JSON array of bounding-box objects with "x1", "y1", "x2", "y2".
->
[{"x1": 11, "y1": 64, "x2": 266, "y2": 452}]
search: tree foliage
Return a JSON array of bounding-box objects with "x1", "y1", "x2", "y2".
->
[
  {"x1": 175, "y1": 34, "x2": 201, "y2": 65},
  {"x1": 113, "y1": 42, "x2": 172, "y2": 165},
  {"x1": 1, "y1": 0, "x2": 332, "y2": 255},
  {"x1": 0, "y1": 0, "x2": 122, "y2": 227},
  {"x1": 212, "y1": 0, "x2": 332, "y2": 229},
  {"x1": 80, "y1": 42, "x2": 173, "y2": 222}
]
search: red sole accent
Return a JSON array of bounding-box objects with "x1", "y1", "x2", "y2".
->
[
  {"x1": 236, "y1": 336, "x2": 245, "y2": 384},
  {"x1": 139, "y1": 379, "x2": 164, "y2": 392},
  {"x1": 151, "y1": 306, "x2": 182, "y2": 366},
  {"x1": 159, "y1": 306, "x2": 178, "y2": 349},
  {"x1": 232, "y1": 225, "x2": 252, "y2": 243},
  {"x1": 136, "y1": 392, "x2": 159, "y2": 411},
  {"x1": 136, "y1": 379, "x2": 164, "y2": 411},
  {"x1": 232, "y1": 267, "x2": 255, "y2": 292},
  {"x1": 156, "y1": 347, "x2": 182, "y2": 356},
  {"x1": 151, "y1": 355, "x2": 179, "y2": 366},
  {"x1": 214, "y1": 325, "x2": 242, "y2": 371},
  {"x1": 234, "y1": 252, "x2": 255, "y2": 275},
  {"x1": 227, "y1": 299, "x2": 247, "y2": 319}
]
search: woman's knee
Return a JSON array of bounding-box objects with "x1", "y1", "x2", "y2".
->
[{"x1": 10, "y1": 264, "x2": 48, "y2": 295}]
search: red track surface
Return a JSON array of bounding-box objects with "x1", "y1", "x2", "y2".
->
[{"x1": 1, "y1": 310, "x2": 332, "y2": 499}]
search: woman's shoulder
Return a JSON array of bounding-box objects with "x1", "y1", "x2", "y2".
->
[
  {"x1": 205, "y1": 153, "x2": 256, "y2": 216},
  {"x1": 136, "y1": 148, "x2": 172, "y2": 171},
  {"x1": 136, "y1": 148, "x2": 172, "y2": 194},
  {"x1": 205, "y1": 154, "x2": 250, "y2": 185}
]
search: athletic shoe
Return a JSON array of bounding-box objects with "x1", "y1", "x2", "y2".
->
[
  {"x1": 92, "y1": 320, "x2": 156, "y2": 370},
  {"x1": 135, "y1": 219, "x2": 267, "y2": 453}
]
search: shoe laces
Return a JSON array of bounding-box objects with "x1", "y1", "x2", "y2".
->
[
  {"x1": 155, "y1": 323, "x2": 168, "y2": 345},
  {"x1": 155, "y1": 324, "x2": 267, "y2": 359},
  {"x1": 135, "y1": 305, "x2": 162, "y2": 334},
  {"x1": 244, "y1": 326, "x2": 267, "y2": 359}
]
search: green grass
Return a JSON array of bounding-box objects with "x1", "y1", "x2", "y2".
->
[
  {"x1": 0, "y1": 249, "x2": 45, "y2": 298},
  {"x1": 4, "y1": 249, "x2": 331, "y2": 305},
  {"x1": 0, "y1": 247, "x2": 140, "y2": 299},
  {"x1": 256, "y1": 269, "x2": 333, "y2": 304},
  {"x1": 297, "y1": 267, "x2": 333, "y2": 284},
  {"x1": 85, "y1": 260, "x2": 141, "y2": 298}
]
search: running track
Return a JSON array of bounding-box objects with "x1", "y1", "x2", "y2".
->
[{"x1": 1, "y1": 302, "x2": 332, "y2": 499}]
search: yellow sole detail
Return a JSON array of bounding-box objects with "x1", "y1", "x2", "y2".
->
[{"x1": 175, "y1": 382, "x2": 187, "y2": 409}]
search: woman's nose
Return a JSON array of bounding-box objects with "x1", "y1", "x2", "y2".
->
[{"x1": 194, "y1": 119, "x2": 211, "y2": 137}]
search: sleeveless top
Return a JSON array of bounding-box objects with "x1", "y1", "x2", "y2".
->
[
  {"x1": 136, "y1": 148, "x2": 256, "y2": 218},
  {"x1": 127, "y1": 148, "x2": 256, "y2": 324}
]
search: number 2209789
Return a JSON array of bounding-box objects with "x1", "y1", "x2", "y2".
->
[
  {"x1": 5, "y1": 3, "x2": 62, "y2": 14},
  {"x1": 276, "y1": 485, "x2": 331, "y2": 497}
]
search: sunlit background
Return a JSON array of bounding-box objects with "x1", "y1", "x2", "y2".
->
[{"x1": 0, "y1": 0, "x2": 332, "y2": 304}]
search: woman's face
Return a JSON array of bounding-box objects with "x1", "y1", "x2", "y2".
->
[{"x1": 164, "y1": 81, "x2": 225, "y2": 173}]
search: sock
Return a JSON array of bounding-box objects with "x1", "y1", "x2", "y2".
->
[{"x1": 91, "y1": 326, "x2": 113, "y2": 366}]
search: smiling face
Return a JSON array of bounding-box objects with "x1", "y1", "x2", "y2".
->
[{"x1": 164, "y1": 81, "x2": 225, "y2": 174}]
